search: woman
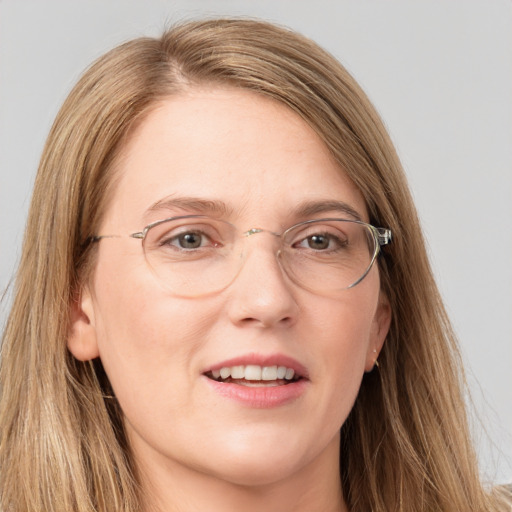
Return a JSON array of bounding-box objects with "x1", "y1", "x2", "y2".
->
[{"x1": 0, "y1": 18, "x2": 509, "y2": 512}]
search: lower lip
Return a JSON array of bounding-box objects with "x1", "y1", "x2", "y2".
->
[{"x1": 204, "y1": 376, "x2": 308, "y2": 408}]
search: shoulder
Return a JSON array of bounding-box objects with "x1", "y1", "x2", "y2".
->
[{"x1": 496, "y1": 483, "x2": 512, "y2": 509}]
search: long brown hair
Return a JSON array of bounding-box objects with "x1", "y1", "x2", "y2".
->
[{"x1": 1, "y1": 18, "x2": 509, "y2": 511}]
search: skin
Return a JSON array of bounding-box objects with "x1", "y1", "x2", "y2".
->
[{"x1": 69, "y1": 87, "x2": 391, "y2": 512}]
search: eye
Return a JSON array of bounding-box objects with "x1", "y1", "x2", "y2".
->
[
  {"x1": 174, "y1": 232, "x2": 205, "y2": 249},
  {"x1": 293, "y1": 231, "x2": 348, "y2": 251},
  {"x1": 304, "y1": 234, "x2": 330, "y2": 250},
  {"x1": 162, "y1": 230, "x2": 215, "y2": 250}
]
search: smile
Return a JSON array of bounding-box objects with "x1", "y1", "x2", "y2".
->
[
  {"x1": 203, "y1": 354, "x2": 308, "y2": 407},
  {"x1": 206, "y1": 364, "x2": 300, "y2": 387}
]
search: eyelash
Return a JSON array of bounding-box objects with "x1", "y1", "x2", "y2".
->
[
  {"x1": 160, "y1": 229, "x2": 219, "y2": 250},
  {"x1": 159, "y1": 228, "x2": 349, "y2": 253},
  {"x1": 293, "y1": 232, "x2": 348, "y2": 251}
]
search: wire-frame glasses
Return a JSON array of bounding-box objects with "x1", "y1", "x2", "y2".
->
[{"x1": 90, "y1": 215, "x2": 392, "y2": 298}]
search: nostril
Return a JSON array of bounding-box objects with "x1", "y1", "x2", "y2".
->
[{"x1": 239, "y1": 315, "x2": 294, "y2": 328}]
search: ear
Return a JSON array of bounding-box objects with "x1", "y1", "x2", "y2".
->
[
  {"x1": 68, "y1": 286, "x2": 100, "y2": 361},
  {"x1": 365, "y1": 292, "x2": 391, "y2": 372}
]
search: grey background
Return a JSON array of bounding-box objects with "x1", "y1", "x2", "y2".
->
[{"x1": 1, "y1": 0, "x2": 511, "y2": 483}]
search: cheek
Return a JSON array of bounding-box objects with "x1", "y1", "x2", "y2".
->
[
  {"x1": 311, "y1": 289, "x2": 377, "y2": 364},
  {"x1": 89, "y1": 255, "x2": 219, "y2": 414},
  {"x1": 304, "y1": 284, "x2": 380, "y2": 415},
  {"x1": 92, "y1": 245, "x2": 212, "y2": 346}
]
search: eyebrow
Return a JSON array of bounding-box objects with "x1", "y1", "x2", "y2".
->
[
  {"x1": 145, "y1": 196, "x2": 362, "y2": 222},
  {"x1": 293, "y1": 200, "x2": 363, "y2": 221},
  {"x1": 145, "y1": 196, "x2": 234, "y2": 219}
]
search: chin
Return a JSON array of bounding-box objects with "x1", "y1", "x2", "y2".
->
[
  {"x1": 209, "y1": 456, "x2": 302, "y2": 488},
  {"x1": 196, "y1": 432, "x2": 316, "y2": 487}
]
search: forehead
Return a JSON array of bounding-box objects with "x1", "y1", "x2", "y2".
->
[{"x1": 104, "y1": 87, "x2": 367, "y2": 230}]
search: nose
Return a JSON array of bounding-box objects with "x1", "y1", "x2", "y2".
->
[{"x1": 226, "y1": 237, "x2": 299, "y2": 329}]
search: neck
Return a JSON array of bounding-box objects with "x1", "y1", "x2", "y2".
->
[{"x1": 136, "y1": 434, "x2": 348, "y2": 512}]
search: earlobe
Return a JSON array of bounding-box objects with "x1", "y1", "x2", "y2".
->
[
  {"x1": 365, "y1": 293, "x2": 392, "y2": 372},
  {"x1": 67, "y1": 287, "x2": 100, "y2": 361}
]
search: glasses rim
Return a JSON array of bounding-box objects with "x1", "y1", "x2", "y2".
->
[
  {"x1": 90, "y1": 214, "x2": 392, "y2": 246},
  {"x1": 88, "y1": 215, "x2": 392, "y2": 297}
]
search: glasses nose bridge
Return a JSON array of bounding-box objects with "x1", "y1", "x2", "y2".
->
[
  {"x1": 235, "y1": 226, "x2": 285, "y2": 267},
  {"x1": 240, "y1": 226, "x2": 282, "y2": 252},
  {"x1": 232, "y1": 227, "x2": 293, "y2": 290},
  {"x1": 242, "y1": 226, "x2": 280, "y2": 237}
]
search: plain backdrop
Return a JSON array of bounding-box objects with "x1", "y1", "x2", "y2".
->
[{"x1": 1, "y1": 0, "x2": 511, "y2": 483}]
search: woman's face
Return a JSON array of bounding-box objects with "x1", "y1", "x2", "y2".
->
[{"x1": 69, "y1": 88, "x2": 390, "y2": 488}]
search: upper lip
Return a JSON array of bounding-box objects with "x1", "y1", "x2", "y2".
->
[{"x1": 203, "y1": 352, "x2": 309, "y2": 379}]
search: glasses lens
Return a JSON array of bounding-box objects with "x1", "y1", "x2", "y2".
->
[
  {"x1": 280, "y1": 219, "x2": 378, "y2": 295},
  {"x1": 142, "y1": 217, "x2": 238, "y2": 297},
  {"x1": 141, "y1": 217, "x2": 380, "y2": 297}
]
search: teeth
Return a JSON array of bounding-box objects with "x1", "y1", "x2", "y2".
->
[
  {"x1": 285, "y1": 368, "x2": 295, "y2": 380},
  {"x1": 261, "y1": 365, "x2": 277, "y2": 380},
  {"x1": 244, "y1": 365, "x2": 261, "y2": 380},
  {"x1": 211, "y1": 364, "x2": 299, "y2": 382},
  {"x1": 231, "y1": 365, "x2": 244, "y2": 379},
  {"x1": 220, "y1": 367, "x2": 231, "y2": 380}
]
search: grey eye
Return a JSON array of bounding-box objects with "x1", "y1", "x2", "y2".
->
[
  {"x1": 307, "y1": 234, "x2": 330, "y2": 250},
  {"x1": 176, "y1": 232, "x2": 203, "y2": 249}
]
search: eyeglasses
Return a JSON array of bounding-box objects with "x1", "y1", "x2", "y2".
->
[{"x1": 90, "y1": 215, "x2": 391, "y2": 298}]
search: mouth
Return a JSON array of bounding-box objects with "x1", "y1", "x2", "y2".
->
[{"x1": 205, "y1": 364, "x2": 302, "y2": 387}]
